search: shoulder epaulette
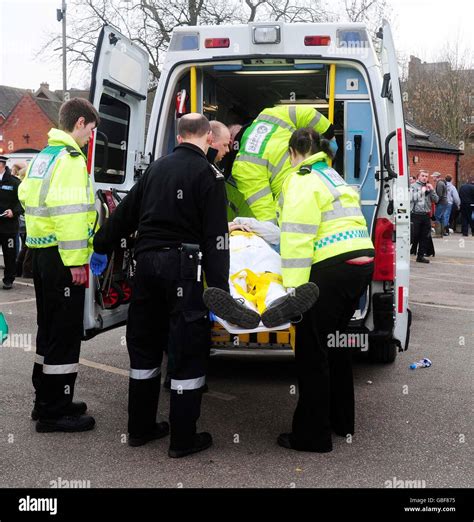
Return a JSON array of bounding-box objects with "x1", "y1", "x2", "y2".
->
[
  {"x1": 210, "y1": 164, "x2": 225, "y2": 180},
  {"x1": 298, "y1": 165, "x2": 312, "y2": 175},
  {"x1": 65, "y1": 146, "x2": 81, "y2": 157}
]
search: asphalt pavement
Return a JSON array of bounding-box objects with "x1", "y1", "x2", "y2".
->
[{"x1": 0, "y1": 235, "x2": 473, "y2": 488}]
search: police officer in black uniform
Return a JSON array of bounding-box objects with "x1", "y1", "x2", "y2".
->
[
  {"x1": 0, "y1": 155, "x2": 23, "y2": 289},
  {"x1": 92, "y1": 113, "x2": 232, "y2": 457}
]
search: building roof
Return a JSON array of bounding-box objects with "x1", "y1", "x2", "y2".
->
[
  {"x1": 35, "y1": 97, "x2": 63, "y2": 126},
  {"x1": 0, "y1": 85, "x2": 28, "y2": 119},
  {"x1": 405, "y1": 121, "x2": 462, "y2": 154}
]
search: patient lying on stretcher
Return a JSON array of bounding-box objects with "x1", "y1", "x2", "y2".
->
[{"x1": 203, "y1": 218, "x2": 319, "y2": 331}]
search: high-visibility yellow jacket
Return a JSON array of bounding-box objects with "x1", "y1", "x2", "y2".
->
[
  {"x1": 279, "y1": 152, "x2": 374, "y2": 287},
  {"x1": 232, "y1": 105, "x2": 331, "y2": 223},
  {"x1": 18, "y1": 128, "x2": 97, "y2": 267},
  {"x1": 225, "y1": 176, "x2": 254, "y2": 222}
]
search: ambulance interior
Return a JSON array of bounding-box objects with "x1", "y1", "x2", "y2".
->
[
  {"x1": 163, "y1": 62, "x2": 380, "y2": 320},
  {"x1": 91, "y1": 62, "x2": 380, "y2": 323},
  {"x1": 162, "y1": 62, "x2": 380, "y2": 237}
]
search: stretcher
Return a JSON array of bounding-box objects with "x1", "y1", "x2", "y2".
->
[{"x1": 210, "y1": 220, "x2": 295, "y2": 350}]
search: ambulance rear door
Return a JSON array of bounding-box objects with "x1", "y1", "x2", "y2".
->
[
  {"x1": 84, "y1": 25, "x2": 149, "y2": 338},
  {"x1": 379, "y1": 20, "x2": 411, "y2": 351}
]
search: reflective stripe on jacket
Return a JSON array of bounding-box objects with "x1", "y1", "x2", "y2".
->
[
  {"x1": 232, "y1": 105, "x2": 331, "y2": 223},
  {"x1": 279, "y1": 153, "x2": 374, "y2": 287},
  {"x1": 18, "y1": 128, "x2": 97, "y2": 266}
]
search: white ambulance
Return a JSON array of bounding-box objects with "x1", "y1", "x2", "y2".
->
[{"x1": 84, "y1": 20, "x2": 412, "y2": 363}]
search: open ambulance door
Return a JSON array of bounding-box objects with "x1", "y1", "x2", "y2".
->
[
  {"x1": 83, "y1": 25, "x2": 149, "y2": 339},
  {"x1": 379, "y1": 20, "x2": 411, "y2": 353}
]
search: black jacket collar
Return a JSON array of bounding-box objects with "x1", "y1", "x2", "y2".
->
[
  {"x1": 0, "y1": 167, "x2": 12, "y2": 181},
  {"x1": 174, "y1": 142, "x2": 207, "y2": 159}
]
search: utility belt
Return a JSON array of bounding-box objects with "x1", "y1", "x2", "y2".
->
[{"x1": 154, "y1": 243, "x2": 203, "y2": 282}]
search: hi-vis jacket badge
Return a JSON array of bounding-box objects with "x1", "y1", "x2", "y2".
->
[
  {"x1": 28, "y1": 153, "x2": 56, "y2": 179},
  {"x1": 320, "y1": 167, "x2": 346, "y2": 187}
]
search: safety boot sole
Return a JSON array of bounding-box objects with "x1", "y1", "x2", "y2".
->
[
  {"x1": 203, "y1": 288, "x2": 261, "y2": 329},
  {"x1": 261, "y1": 282, "x2": 319, "y2": 329},
  {"x1": 36, "y1": 415, "x2": 95, "y2": 433}
]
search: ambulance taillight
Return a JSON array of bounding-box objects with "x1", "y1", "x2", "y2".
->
[
  {"x1": 204, "y1": 38, "x2": 230, "y2": 48},
  {"x1": 373, "y1": 218, "x2": 395, "y2": 281},
  {"x1": 304, "y1": 36, "x2": 331, "y2": 46}
]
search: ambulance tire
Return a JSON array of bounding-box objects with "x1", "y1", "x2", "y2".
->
[{"x1": 368, "y1": 340, "x2": 397, "y2": 364}]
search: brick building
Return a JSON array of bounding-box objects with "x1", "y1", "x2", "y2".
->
[
  {"x1": 0, "y1": 83, "x2": 88, "y2": 155},
  {"x1": 406, "y1": 121, "x2": 463, "y2": 187}
]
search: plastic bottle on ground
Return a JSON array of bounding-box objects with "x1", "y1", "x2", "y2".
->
[{"x1": 409, "y1": 358, "x2": 432, "y2": 370}]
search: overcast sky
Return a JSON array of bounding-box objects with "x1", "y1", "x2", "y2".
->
[{"x1": 0, "y1": 0, "x2": 473, "y2": 91}]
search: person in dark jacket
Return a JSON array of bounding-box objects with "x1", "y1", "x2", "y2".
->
[
  {"x1": 0, "y1": 156, "x2": 23, "y2": 289},
  {"x1": 410, "y1": 172, "x2": 439, "y2": 263},
  {"x1": 91, "y1": 113, "x2": 250, "y2": 458},
  {"x1": 459, "y1": 178, "x2": 474, "y2": 237},
  {"x1": 433, "y1": 174, "x2": 449, "y2": 236}
]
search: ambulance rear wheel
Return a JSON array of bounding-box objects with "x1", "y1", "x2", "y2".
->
[{"x1": 368, "y1": 340, "x2": 397, "y2": 364}]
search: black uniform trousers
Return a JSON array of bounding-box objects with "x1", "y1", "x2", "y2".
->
[
  {"x1": 0, "y1": 233, "x2": 17, "y2": 284},
  {"x1": 292, "y1": 260, "x2": 374, "y2": 450},
  {"x1": 31, "y1": 247, "x2": 85, "y2": 419},
  {"x1": 126, "y1": 249, "x2": 210, "y2": 450},
  {"x1": 411, "y1": 213, "x2": 432, "y2": 258},
  {"x1": 460, "y1": 205, "x2": 474, "y2": 236}
]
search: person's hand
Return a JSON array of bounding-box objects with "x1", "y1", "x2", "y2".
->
[
  {"x1": 426, "y1": 183, "x2": 433, "y2": 191},
  {"x1": 229, "y1": 222, "x2": 252, "y2": 233},
  {"x1": 3, "y1": 209, "x2": 13, "y2": 218},
  {"x1": 70, "y1": 265, "x2": 88, "y2": 286},
  {"x1": 90, "y1": 252, "x2": 108, "y2": 276}
]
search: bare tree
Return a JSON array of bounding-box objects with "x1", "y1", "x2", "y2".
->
[
  {"x1": 344, "y1": 0, "x2": 391, "y2": 40},
  {"x1": 38, "y1": 0, "x2": 389, "y2": 88},
  {"x1": 405, "y1": 45, "x2": 473, "y2": 146}
]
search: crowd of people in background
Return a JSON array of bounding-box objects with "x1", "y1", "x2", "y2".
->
[{"x1": 409, "y1": 172, "x2": 474, "y2": 263}]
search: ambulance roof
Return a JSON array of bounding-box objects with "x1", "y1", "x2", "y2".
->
[{"x1": 166, "y1": 22, "x2": 378, "y2": 68}]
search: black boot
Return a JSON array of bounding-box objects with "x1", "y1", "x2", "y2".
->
[
  {"x1": 36, "y1": 414, "x2": 95, "y2": 432},
  {"x1": 203, "y1": 287, "x2": 261, "y2": 329},
  {"x1": 261, "y1": 282, "x2": 319, "y2": 328},
  {"x1": 277, "y1": 432, "x2": 332, "y2": 453},
  {"x1": 32, "y1": 401, "x2": 87, "y2": 421},
  {"x1": 35, "y1": 373, "x2": 79, "y2": 420},
  {"x1": 169, "y1": 387, "x2": 206, "y2": 453},
  {"x1": 168, "y1": 432, "x2": 213, "y2": 458},
  {"x1": 129, "y1": 421, "x2": 169, "y2": 446},
  {"x1": 128, "y1": 375, "x2": 162, "y2": 441},
  {"x1": 416, "y1": 256, "x2": 429, "y2": 263}
]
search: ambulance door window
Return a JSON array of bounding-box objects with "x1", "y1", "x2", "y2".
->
[
  {"x1": 94, "y1": 93, "x2": 130, "y2": 184},
  {"x1": 162, "y1": 72, "x2": 191, "y2": 155}
]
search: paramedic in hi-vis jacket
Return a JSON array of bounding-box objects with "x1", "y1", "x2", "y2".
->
[
  {"x1": 277, "y1": 128, "x2": 374, "y2": 452},
  {"x1": 231, "y1": 105, "x2": 337, "y2": 223},
  {"x1": 18, "y1": 98, "x2": 99, "y2": 433}
]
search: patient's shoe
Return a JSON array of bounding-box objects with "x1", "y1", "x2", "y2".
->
[
  {"x1": 203, "y1": 288, "x2": 261, "y2": 329},
  {"x1": 261, "y1": 282, "x2": 319, "y2": 328}
]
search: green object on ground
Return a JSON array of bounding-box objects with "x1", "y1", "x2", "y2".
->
[{"x1": 0, "y1": 312, "x2": 9, "y2": 344}]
